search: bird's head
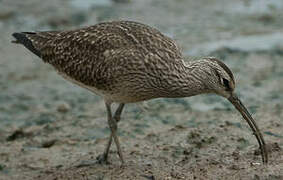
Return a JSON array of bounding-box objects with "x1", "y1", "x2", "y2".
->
[
  {"x1": 202, "y1": 57, "x2": 236, "y2": 98},
  {"x1": 195, "y1": 57, "x2": 268, "y2": 164}
]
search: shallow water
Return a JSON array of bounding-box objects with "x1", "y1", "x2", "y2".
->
[
  {"x1": 70, "y1": 0, "x2": 112, "y2": 10},
  {"x1": 188, "y1": 32, "x2": 283, "y2": 56}
]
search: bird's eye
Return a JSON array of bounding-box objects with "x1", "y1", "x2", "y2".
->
[{"x1": 222, "y1": 78, "x2": 231, "y2": 91}]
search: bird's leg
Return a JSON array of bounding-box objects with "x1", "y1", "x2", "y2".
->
[
  {"x1": 78, "y1": 103, "x2": 125, "y2": 167},
  {"x1": 106, "y1": 102, "x2": 125, "y2": 164},
  {"x1": 114, "y1": 103, "x2": 125, "y2": 123},
  {"x1": 98, "y1": 103, "x2": 125, "y2": 164},
  {"x1": 105, "y1": 103, "x2": 125, "y2": 156}
]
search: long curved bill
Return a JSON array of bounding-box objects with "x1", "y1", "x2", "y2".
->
[{"x1": 228, "y1": 94, "x2": 268, "y2": 164}]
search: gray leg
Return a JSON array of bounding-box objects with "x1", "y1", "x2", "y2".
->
[
  {"x1": 98, "y1": 103, "x2": 125, "y2": 164},
  {"x1": 78, "y1": 103, "x2": 125, "y2": 167},
  {"x1": 114, "y1": 103, "x2": 125, "y2": 123},
  {"x1": 103, "y1": 103, "x2": 125, "y2": 159}
]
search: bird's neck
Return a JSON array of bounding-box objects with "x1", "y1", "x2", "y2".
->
[{"x1": 161, "y1": 59, "x2": 211, "y2": 98}]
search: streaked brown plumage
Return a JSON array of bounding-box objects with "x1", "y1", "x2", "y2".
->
[{"x1": 12, "y1": 20, "x2": 268, "y2": 165}]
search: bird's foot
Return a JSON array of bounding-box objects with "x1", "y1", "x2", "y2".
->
[
  {"x1": 96, "y1": 153, "x2": 110, "y2": 165},
  {"x1": 75, "y1": 159, "x2": 98, "y2": 168},
  {"x1": 75, "y1": 154, "x2": 110, "y2": 168}
]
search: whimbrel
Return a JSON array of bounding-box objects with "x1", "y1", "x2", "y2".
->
[{"x1": 12, "y1": 20, "x2": 268, "y2": 164}]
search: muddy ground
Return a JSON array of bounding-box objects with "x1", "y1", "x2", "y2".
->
[{"x1": 0, "y1": 0, "x2": 283, "y2": 179}]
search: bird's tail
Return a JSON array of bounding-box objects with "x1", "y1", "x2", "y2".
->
[{"x1": 12, "y1": 32, "x2": 41, "y2": 57}]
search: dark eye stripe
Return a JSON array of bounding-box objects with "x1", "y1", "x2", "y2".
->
[
  {"x1": 213, "y1": 68, "x2": 221, "y2": 82},
  {"x1": 206, "y1": 58, "x2": 235, "y2": 85}
]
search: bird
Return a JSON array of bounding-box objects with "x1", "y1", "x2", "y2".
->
[{"x1": 12, "y1": 20, "x2": 268, "y2": 165}]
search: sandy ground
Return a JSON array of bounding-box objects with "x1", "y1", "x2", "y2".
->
[{"x1": 0, "y1": 0, "x2": 283, "y2": 179}]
